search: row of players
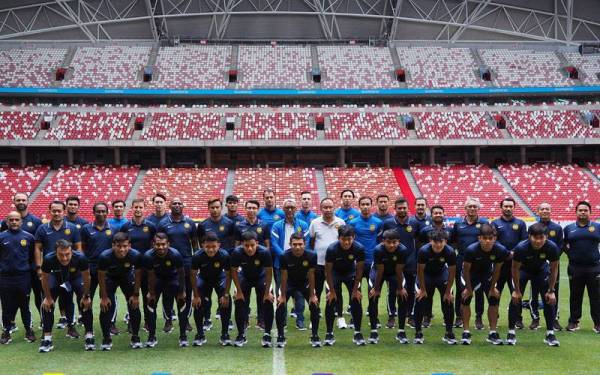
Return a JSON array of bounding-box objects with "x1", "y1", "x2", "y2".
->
[{"x1": 0, "y1": 190, "x2": 599, "y2": 351}]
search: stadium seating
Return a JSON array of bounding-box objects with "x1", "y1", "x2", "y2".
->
[
  {"x1": 324, "y1": 112, "x2": 408, "y2": 140},
  {"x1": 479, "y1": 49, "x2": 573, "y2": 87},
  {"x1": 498, "y1": 163, "x2": 600, "y2": 219},
  {"x1": 503, "y1": 110, "x2": 599, "y2": 139},
  {"x1": 238, "y1": 45, "x2": 312, "y2": 89},
  {"x1": 141, "y1": 112, "x2": 225, "y2": 140},
  {"x1": 318, "y1": 46, "x2": 397, "y2": 88},
  {"x1": 63, "y1": 46, "x2": 149, "y2": 88},
  {"x1": 415, "y1": 111, "x2": 503, "y2": 139},
  {"x1": 30, "y1": 165, "x2": 140, "y2": 221},
  {"x1": 151, "y1": 45, "x2": 230, "y2": 89},
  {"x1": 0, "y1": 166, "x2": 50, "y2": 218},
  {"x1": 0, "y1": 48, "x2": 66, "y2": 87},
  {"x1": 564, "y1": 52, "x2": 600, "y2": 84},
  {"x1": 234, "y1": 113, "x2": 316, "y2": 140},
  {"x1": 0, "y1": 111, "x2": 40, "y2": 139},
  {"x1": 45, "y1": 112, "x2": 134, "y2": 140},
  {"x1": 410, "y1": 164, "x2": 529, "y2": 218},
  {"x1": 136, "y1": 168, "x2": 228, "y2": 219},
  {"x1": 233, "y1": 168, "x2": 320, "y2": 212},
  {"x1": 323, "y1": 168, "x2": 404, "y2": 208},
  {"x1": 396, "y1": 47, "x2": 481, "y2": 88}
]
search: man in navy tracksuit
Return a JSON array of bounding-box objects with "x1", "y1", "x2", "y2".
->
[
  {"x1": 225, "y1": 195, "x2": 245, "y2": 225},
  {"x1": 508, "y1": 223, "x2": 560, "y2": 346},
  {"x1": 65, "y1": 196, "x2": 88, "y2": 230},
  {"x1": 39, "y1": 240, "x2": 94, "y2": 352},
  {"x1": 0, "y1": 212, "x2": 36, "y2": 344},
  {"x1": 563, "y1": 201, "x2": 600, "y2": 333}
]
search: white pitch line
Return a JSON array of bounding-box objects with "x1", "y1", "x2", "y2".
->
[{"x1": 272, "y1": 346, "x2": 287, "y2": 375}]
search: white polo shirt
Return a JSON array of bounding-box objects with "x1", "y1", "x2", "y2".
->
[{"x1": 309, "y1": 215, "x2": 346, "y2": 265}]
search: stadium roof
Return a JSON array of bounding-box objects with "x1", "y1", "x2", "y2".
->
[{"x1": 0, "y1": 0, "x2": 598, "y2": 44}]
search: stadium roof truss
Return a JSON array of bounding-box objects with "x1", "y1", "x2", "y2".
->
[{"x1": 0, "y1": 0, "x2": 598, "y2": 44}]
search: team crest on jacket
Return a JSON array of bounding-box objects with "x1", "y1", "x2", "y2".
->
[
  {"x1": 143, "y1": 226, "x2": 149, "y2": 232},
  {"x1": 439, "y1": 257, "x2": 445, "y2": 262},
  {"x1": 590, "y1": 226, "x2": 596, "y2": 232},
  {"x1": 219, "y1": 225, "x2": 225, "y2": 232},
  {"x1": 273, "y1": 215, "x2": 280, "y2": 220},
  {"x1": 65, "y1": 228, "x2": 71, "y2": 235},
  {"x1": 124, "y1": 263, "x2": 130, "y2": 268},
  {"x1": 254, "y1": 259, "x2": 261, "y2": 266},
  {"x1": 369, "y1": 224, "x2": 375, "y2": 232},
  {"x1": 512, "y1": 224, "x2": 519, "y2": 230},
  {"x1": 302, "y1": 260, "x2": 309, "y2": 267},
  {"x1": 539, "y1": 253, "x2": 546, "y2": 259},
  {"x1": 475, "y1": 223, "x2": 481, "y2": 229},
  {"x1": 348, "y1": 215, "x2": 355, "y2": 220},
  {"x1": 20, "y1": 239, "x2": 27, "y2": 246},
  {"x1": 214, "y1": 262, "x2": 220, "y2": 268},
  {"x1": 70, "y1": 267, "x2": 76, "y2": 272},
  {"x1": 184, "y1": 223, "x2": 191, "y2": 229},
  {"x1": 256, "y1": 227, "x2": 263, "y2": 234},
  {"x1": 27, "y1": 221, "x2": 33, "y2": 227},
  {"x1": 348, "y1": 254, "x2": 354, "y2": 260},
  {"x1": 76, "y1": 224, "x2": 81, "y2": 229},
  {"x1": 549, "y1": 230, "x2": 556, "y2": 237},
  {"x1": 392, "y1": 256, "x2": 397, "y2": 261},
  {"x1": 165, "y1": 260, "x2": 172, "y2": 267},
  {"x1": 490, "y1": 255, "x2": 496, "y2": 261},
  {"x1": 105, "y1": 230, "x2": 112, "y2": 236},
  {"x1": 406, "y1": 226, "x2": 412, "y2": 233}
]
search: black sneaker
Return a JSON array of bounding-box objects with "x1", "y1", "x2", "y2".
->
[
  {"x1": 407, "y1": 317, "x2": 416, "y2": 329},
  {"x1": 553, "y1": 320, "x2": 563, "y2": 331},
  {"x1": 203, "y1": 319, "x2": 213, "y2": 332},
  {"x1": 57, "y1": 317, "x2": 68, "y2": 329},
  {"x1": 145, "y1": 336, "x2": 158, "y2": 348},
  {"x1": 66, "y1": 324, "x2": 79, "y2": 339},
  {"x1": 515, "y1": 320, "x2": 524, "y2": 330},
  {"x1": 101, "y1": 337, "x2": 112, "y2": 351},
  {"x1": 529, "y1": 318, "x2": 540, "y2": 330},
  {"x1": 386, "y1": 316, "x2": 396, "y2": 329},
  {"x1": 0, "y1": 330, "x2": 11, "y2": 345},
  {"x1": 505, "y1": 332, "x2": 516, "y2": 345},
  {"x1": 310, "y1": 335, "x2": 322, "y2": 347},
  {"x1": 375, "y1": 319, "x2": 382, "y2": 329},
  {"x1": 109, "y1": 323, "x2": 119, "y2": 336},
  {"x1": 422, "y1": 315, "x2": 431, "y2": 328},
  {"x1": 234, "y1": 334, "x2": 247, "y2": 347},
  {"x1": 219, "y1": 333, "x2": 232, "y2": 346},
  {"x1": 414, "y1": 331, "x2": 424, "y2": 344},
  {"x1": 475, "y1": 316, "x2": 484, "y2": 330},
  {"x1": 566, "y1": 321, "x2": 580, "y2": 332},
  {"x1": 368, "y1": 331, "x2": 379, "y2": 344},
  {"x1": 84, "y1": 336, "x2": 96, "y2": 351},
  {"x1": 25, "y1": 329, "x2": 36, "y2": 343},
  {"x1": 38, "y1": 339, "x2": 53, "y2": 353},
  {"x1": 193, "y1": 333, "x2": 207, "y2": 347},
  {"x1": 544, "y1": 333, "x2": 560, "y2": 347},
  {"x1": 261, "y1": 333, "x2": 272, "y2": 348},
  {"x1": 443, "y1": 331, "x2": 457, "y2": 345},
  {"x1": 276, "y1": 335, "x2": 286, "y2": 348},
  {"x1": 324, "y1": 332, "x2": 335, "y2": 346},
  {"x1": 8, "y1": 322, "x2": 17, "y2": 334},
  {"x1": 186, "y1": 322, "x2": 193, "y2": 332},
  {"x1": 178, "y1": 335, "x2": 189, "y2": 347},
  {"x1": 454, "y1": 318, "x2": 463, "y2": 328},
  {"x1": 487, "y1": 331, "x2": 503, "y2": 345},
  {"x1": 352, "y1": 332, "x2": 366, "y2": 346},
  {"x1": 163, "y1": 320, "x2": 174, "y2": 333},
  {"x1": 395, "y1": 330, "x2": 408, "y2": 344},
  {"x1": 130, "y1": 335, "x2": 143, "y2": 349},
  {"x1": 461, "y1": 331, "x2": 472, "y2": 345}
]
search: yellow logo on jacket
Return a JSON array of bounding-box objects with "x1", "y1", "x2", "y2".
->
[
  {"x1": 254, "y1": 259, "x2": 261, "y2": 266},
  {"x1": 512, "y1": 224, "x2": 519, "y2": 231},
  {"x1": 369, "y1": 224, "x2": 376, "y2": 232},
  {"x1": 105, "y1": 230, "x2": 112, "y2": 236},
  {"x1": 257, "y1": 227, "x2": 263, "y2": 234},
  {"x1": 406, "y1": 226, "x2": 412, "y2": 233},
  {"x1": 219, "y1": 225, "x2": 225, "y2": 232},
  {"x1": 20, "y1": 239, "x2": 27, "y2": 247},
  {"x1": 302, "y1": 260, "x2": 309, "y2": 267},
  {"x1": 214, "y1": 262, "x2": 221, "y2": 268},
  {"x1": 549, "y1": 230, "x2": 556, "y2": 237},
  {"x1": 65, "y1": 228, "x2": 71, "y2": 235},
  {"x1": 143, "y1": 226, "x2": 149, "y2": 232},
  {"x1": 589, "y1": 226, "x2": 596, "y2": 233}
]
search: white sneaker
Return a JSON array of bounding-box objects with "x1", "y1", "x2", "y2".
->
[{"x1": 337, "y1": 317, "x2": 348, "y2": 329}]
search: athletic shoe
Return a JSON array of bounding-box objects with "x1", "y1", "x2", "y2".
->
[
  {"x1": 261, "y1": 333, "x2": 272, "y2": 348},
  {"x1": 515, "y1": 320, "x2": 524, "y2": 330},
  {"x1": 66, "y1": 324, "x2": 79, "y2": 339},
  {"x1": 276, "y1": 335, "x2": 286, "y2": 348},
  {"x1": 529, "y1": 318, "x2": 540, "y2": 330},
  {"x1": 130, "y1": 335, "x2": 143, "y2": 349},
  {"x1": 186, "y1": 322, "x2": 193, "y2": 332},
  {"x1": 25, "y1": 329, "x2": 36, "y2": 343},
  {"x1": 310, "y1": 335, "x2": 322, "y2": 347},
  {"x1": 109, "y1": 323, "x2": 119, "y2": 336},
  {"x1": 407, "y1": 317, "x2": 416, "y2": 329},
  {"x1": 179, "y1": 335, "x2": 189, "y2": 347},
  {"x1": 348, "y1": 319, "x2": 355, "y2": 330},
  {"x1": 475, "y1": 316, "x2": 484, "y2": 330},
  {"x1": 422, "y1": 316, "x2": 431, "y2": 329},
  {"x1": 375, "y1": 319, "x2": 382, "y2": 329},
  {"x1": 8, "y1": 323, "x2": 17, "y2": 334},
  {"x1": 163, "y1": 320, "x2": 174, "y2": 333},
  {"x1": 553, "y1": 320, "x2": 563, "y2": 331},
  {"x1": 566, "y1": 322, "x2": 580, "y2": 332},
  {"x1": 454, "y1": 318, "x2": 463, "y2": 328},
  {"x1": 324, "y1": 333, "x2": 335, "y2": 346},
  {"x1": 443, "y1": 331, "x2": 457, "y2": 345},
  {"x1": 228, "y1": 321, "x2": 235, "y2": 331},
  {"x1": 101, "y1": 338, "x2": 112, "y2": 351},
  {"x1": 487, "y1": 332, "x2": 503, "y2": 345},
  {"x1": 193, "y1": 333, "x2": 207, "y2": 347},
  {"x1": 234, "y1": 334, "x2": 247, "y2": 347},
  {"x1": 123, "y1": 313, "x2": 130, "y2": 323},
  {"x1": 143, "y1": 322, "x2": 149, "y2": 333},
  {"x1": 203, "y1": 319, "x2": 213, "y2": 332},
  {"x1": 296, "y1": 321, "x2": 307, "y2": 331},
  {"x1": 39, "y1": 339, "x2": 54, "y2": 353},
  {"x1": 505, "y1": 332, "x2": 517, "y2": 345},
  {"x1": 145, "y1": 336, "x2": 158, "y2": 348},
  {"x1": 57, "y1": 317, "x2": 68, "y2": 329},
  {"x1": 594, "y1": 325, "x2": 600, "y2": 334},
  {"x1": 337, "y1": 317, "x2": 347, "y2": 329},
  {"x1": 256, "y1": 320, "x2": 265, "y2": 330},
  {"x1": 386, "y1": 316, "x2": 396, "y2": 329},
  {"x1": 368, "y1": 331, "x2": 379, "y2": 344},
  {"x1": 353, "y1": 332, "x2": 366, "y2": 346},
  {"x1": 290, "y1": 310, "x2": 297, "y2": 319},
  {"x1": 413, "y1": 331, "x2": 424, "y2": 344},
  {"x1": 461, "y1": 331, "x2": 472, "y2": 345},
  {"x1": 84, "y1": 337, "x2": 96, "y2": 351},
  {"x1": 219, "y1": 333, "x2": 232, "y2": 346},
  {"x1": 544, "y1": 333, "x2": 560, "y2": 347},
  {"x1": 395, "y1": 330, "x2": 408, "y2": 344},
  {"x1": 0, "y1": 331, "x2": 11, "y2": 345}
]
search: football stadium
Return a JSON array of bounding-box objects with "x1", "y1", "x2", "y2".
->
[{"x1": 0, "y1": 0, "x2": 600, "y2": 374}]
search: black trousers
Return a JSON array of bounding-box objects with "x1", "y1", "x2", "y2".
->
[
  {"x1": 415, "y1": 274, "x2": 454, "y2": 332},
  {"x1": 147, "y1": 278, "x2": 188, "y2": 337},
  {"x1": 195, "y1": 276, "x2": 231, "y2": 336},
  {"x1": 100, "y1": 276, "x2": 141, "y2": 339},
  {"x1": 325, "y1": 273, "x2": 362, "y2": 333},
  {"x1": 509, "y1": 270, "x2": 555, "y2": 331},
  {"x1": 0, "y1": 272, "x2": 32, "y2": 330},
  {"x1": 568, "y1": 265, "x2": 600, "y2": 326},
  {"x1": 275, "y1": 284, "x2": 319, "y2": 337},
  {"x1": 41, "y1": 275, "x2": 93, "y2": 334}
]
